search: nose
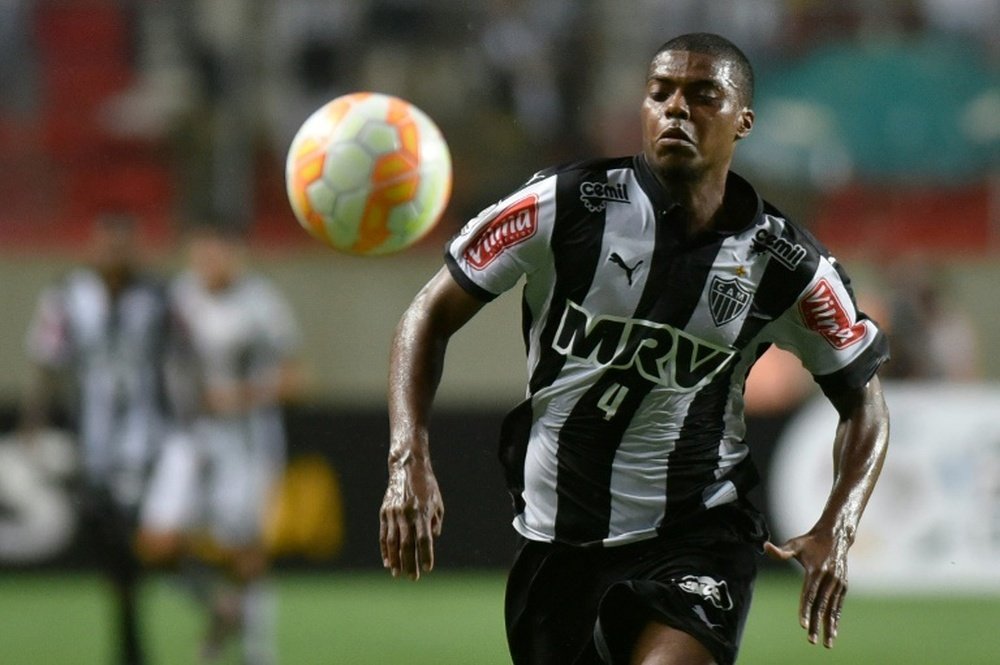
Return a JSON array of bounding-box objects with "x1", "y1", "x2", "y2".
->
[{"x1": 664, "y1": 89, "x2": 689, "y2": 119}]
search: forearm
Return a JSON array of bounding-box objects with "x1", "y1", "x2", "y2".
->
[
  {"x1": 387, "y1": 291, "x2": 449, "y2": 466},
  {"x1": 386, "y1": 268, "x2": 485, "y2": 467},
  {"x1": 246, "y1": 360, "x2": 306, "y2": 407},
  {"x1": 381, "y1": 270, "x2": 481, "y2": 579},
  {"x1": 813, "y1": 376, "x2": 890, "y2": 543}
]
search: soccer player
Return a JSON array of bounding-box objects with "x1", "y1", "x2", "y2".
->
[
  {"x1": 22, "y1": 213, "x2": 177, "y2": 665},
  {"x1": 138, "y1": 224, "x2": 303, "y2": 665},
  {"x1": 379, "y1": 33, "x2": 890, "y2": 665}
]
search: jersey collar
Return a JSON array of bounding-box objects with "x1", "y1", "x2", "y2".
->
[{"x1": 632, "y1": 154, "x2": 764, "y2": 237}]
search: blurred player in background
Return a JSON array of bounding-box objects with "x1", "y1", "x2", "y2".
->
[
  {"x1": 381, "y1": 33, "x2": 890, "y2": 664},
  {"x1": 138, "y1": 224, "x2": 304, "y2": 665},
  {"x1": 22, "y1": 213, "x2": 178, "y2": 665}
]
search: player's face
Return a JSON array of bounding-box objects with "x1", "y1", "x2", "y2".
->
[
  {"x1": 189, "y1": 234, "x2": 243, "y2": 292},
  {"x1": 90, "y1": 218, "x2": 137, "y2": 275},
  {"x1": 641, "y1": 50, "x2": 753, "y2": 181}
]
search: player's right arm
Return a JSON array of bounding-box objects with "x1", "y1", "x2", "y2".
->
[{"x1": 380, "y1": 268, "x2": 486, "y2": 580}]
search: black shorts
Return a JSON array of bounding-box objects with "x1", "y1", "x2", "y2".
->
[
  {"x1": 504, "y1": 502, "x2": 767, "y2": 665},
  {"x1": 77, "y1": 483, "x2": 142, "y2": 581}
]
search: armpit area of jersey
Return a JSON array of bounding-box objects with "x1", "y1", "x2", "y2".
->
[{"x1": 814, "y1": 328, "x2": 891, "y2": 398}]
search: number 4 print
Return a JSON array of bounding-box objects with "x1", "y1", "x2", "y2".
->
[{"x1": 597, "y1": 383, "x2": 629, "y2": 421}]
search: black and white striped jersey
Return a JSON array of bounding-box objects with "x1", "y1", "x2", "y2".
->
[
  {"x1": 26, "y1": 269, "x2": 173, "y2": 501},
  {"x1": 445, "y1": 154, "x2": 889, "y2": 547}
]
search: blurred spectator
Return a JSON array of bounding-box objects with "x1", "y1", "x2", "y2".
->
[
  {"x1": 105, "y1": 0, "x2": 261, "y2": 228},
  {"x1": 21, "y1": 213, "x2": 179, "y2": 665},
  {"x1": 881, "y1": 258, "x2": 982, "y2": 381},
  {"x1": 0, "y1": 0, "x2": 38, "y2": 117},
  {"x1": 260, "y1": 0, "x2": 366, "y2": 155},
  {"x1": 918, "y1": 0, "x2": 1000, "y2": 57},
  {"x1": 478, "y1": 0, "x2": 572, "y2": 152}
]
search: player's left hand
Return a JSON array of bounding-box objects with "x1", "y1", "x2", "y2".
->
[{"x1": 765, "y1": 529, "x2": 850, "y2": 649}]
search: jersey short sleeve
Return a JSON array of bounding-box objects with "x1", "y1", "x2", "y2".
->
[
  {"x1": 767, "y1": 255, "x2": 889, "y2": 395},
  {"x1": 251, "y1": 278, "x2": 302, "y2": 361},
  {"x1": 25, "y1": 285, "x2": 71, "y2": 368},
  {"x1": 444, "y1": 175, "x2": 556, "y2": 301}
]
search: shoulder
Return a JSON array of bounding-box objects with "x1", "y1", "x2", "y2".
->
[
  {"x1": 238, "y1": 274, "x2": 294, "y2": 313},
  {"x1": 61, "y1": 267, "x2": 100, "y2": 293},
  {"x1": 169, "y1": 271, "x2": 198, "y2": 299},
  {"x1": 129, "y1": 273, "x2": 170, "y2": 303},
  {"x1": 239, "y1": 273, "x2": 282, "y2": 298},
  {"x1": 518, "y1": 155, "x2": 637, "y2": 188},
  {"x1": 49, "y1": 268, "x2": 105, "y2": 310},
  {"x1": 749, "y1": 200, "x2": 833, "y2": 280}
]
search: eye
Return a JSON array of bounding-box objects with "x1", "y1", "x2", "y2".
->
[
  {"x1": 647, "y1": 87, "x2": 669, "y2": 102},
  {"x1": 692, "y1": 88, "x2": 720, "y2": 102}
]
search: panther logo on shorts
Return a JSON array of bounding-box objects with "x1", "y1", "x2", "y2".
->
[{"x1": 673, "y1": 575, "x2": 734, "y2": 611}]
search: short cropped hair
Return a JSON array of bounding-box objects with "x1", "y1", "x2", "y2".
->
[{"x1": 651, "y1": 33, "x2": 755, "y2": 107}]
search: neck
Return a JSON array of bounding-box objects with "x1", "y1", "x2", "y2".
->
[
  {"x1": 662, "y1": 170, "x2": 729, "y2": 234},
  {"x1": 645, "y1": 154, "x2": 733, "y2": 234},
  {"x1": 99, "y1": 265, "x2": 134, "y2": 298}
]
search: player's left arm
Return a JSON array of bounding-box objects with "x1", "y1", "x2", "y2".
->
[{"x1": 765, "y1": 374, "x2": 889, "y2": 648}]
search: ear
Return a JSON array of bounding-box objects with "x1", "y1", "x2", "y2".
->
[{"x1": 734, "y1": 108, "x2": 754, "y2": 140}]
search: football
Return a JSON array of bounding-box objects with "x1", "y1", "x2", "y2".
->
[{"x1": 285, "y1": 92, "x2": 452, "y2": 256}]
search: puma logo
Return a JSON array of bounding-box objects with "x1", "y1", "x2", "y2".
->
[
  {"x1": 692, "y1": 605, "x2": 722, "y2": 630},
  {"x1": 608, "y1": 252, "x2": 643, "y2": 286}
]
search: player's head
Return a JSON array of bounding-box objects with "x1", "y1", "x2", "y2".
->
[
  {"x1": 641, "y1": 33, "x2": 755, "y2": 182},
  {"x1": 185, "y1": 222, "x2": 247, "y2": 292},
  {"x1": 652, "y1": 33, "x2": 755, "y2": 107},
  {"x1": 89, "y1": 212, "x2": 139, "y2": 283}
]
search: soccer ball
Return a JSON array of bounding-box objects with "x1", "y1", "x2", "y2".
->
[{"x1": 285, "y1": 92, "x2": 452, "y2": 256}]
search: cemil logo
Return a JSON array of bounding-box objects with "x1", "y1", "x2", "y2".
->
[
  {"x1": 750, "y1": 229, "x2": 807, "y2": 270},
  {"x1": 579, "y1": 181, "x2": 630, "y2": 212},
  {"x1": 464, "y1": 195, "x2": 538, "y2": 269},
  {"x1": 800, "y1": 278, "x2": 867, "y2": 349}
]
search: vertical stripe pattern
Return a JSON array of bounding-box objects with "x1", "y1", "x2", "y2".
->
[{"x1": 446, "y1": 157, "x2": 889, "y2": 546}]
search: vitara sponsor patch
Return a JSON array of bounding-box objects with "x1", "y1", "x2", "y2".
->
[
  {"x1": 463, "y1": 195, "x2": 538, "y2": 269},
  {"x1": 800, "y1": 278, "x2": 867, "y2": 349}
]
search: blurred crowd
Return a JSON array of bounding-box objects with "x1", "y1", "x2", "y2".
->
[
  {"x1": 1, "y1": 0, "x2": 996, "y2": 231},
  {"x1": 0, "y1": 0, "x2": 994, "y2": 388}
]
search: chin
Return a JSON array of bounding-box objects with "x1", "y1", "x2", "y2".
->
[{"x1": 656, "y1": 160, "x2": 701, "y2": 183}]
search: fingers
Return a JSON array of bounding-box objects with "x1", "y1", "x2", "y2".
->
[
  {"x1": 379, "y1": 506, "x2": 401, "y2": 575},
  {"x1": 397, "y1": 516, "x2": 417, "y2": 579},
  {"x1": 823, "y1": 583, "x2": 847, "y2": 648},
  {"x1": 803, "y1": 572, "x2": 831, "y2": 644},
  {"x1": 379, "y1": 504, "x2": 439, "y2": 580},
  {"x1": 801, "y1": 568, "x2": 847, "y2": 648},
  {"x1": 764, "y1": 540, "x2": 796, "y2": 562},
  {"x1": 379, "y1": 511, "x2": 389, "y2": 567},
  {"x1": 414, "y1": 512, "x2": 434, "y2": 576}
]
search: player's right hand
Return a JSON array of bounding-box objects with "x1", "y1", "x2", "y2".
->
[{"x1": 379, "y1": 457, "x2": 444, "y2": 581}]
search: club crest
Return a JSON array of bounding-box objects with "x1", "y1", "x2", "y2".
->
[{"x1": 709, "y1": 276, "x2": 752, "y2": 327}]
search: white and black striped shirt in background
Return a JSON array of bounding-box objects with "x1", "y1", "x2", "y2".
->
[
  {"x1": 26, "y1": 269, "x2": 173, "y2": 505},
  {"x1": 446, "y1": 154, "x2": 889, "y2": 547}
]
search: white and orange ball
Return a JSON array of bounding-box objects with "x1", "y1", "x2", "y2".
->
[{"x1": 285, "y1": 92, "x2": 452, "y2": 256}]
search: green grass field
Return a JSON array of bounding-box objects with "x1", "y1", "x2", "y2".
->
[{"x1": 1, "y1": 571, "x2": 997, "y2": 664}]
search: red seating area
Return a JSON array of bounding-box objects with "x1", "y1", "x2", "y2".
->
[
  {"x1": 1, "y1": 0, "x2": 173, "y2": 250},
  {"x1": 813, "y1": 182, "x2": 993, "y2": 258},
  {"x1": 0, "y1": 3, "x2": 993, "y2": 256}
]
